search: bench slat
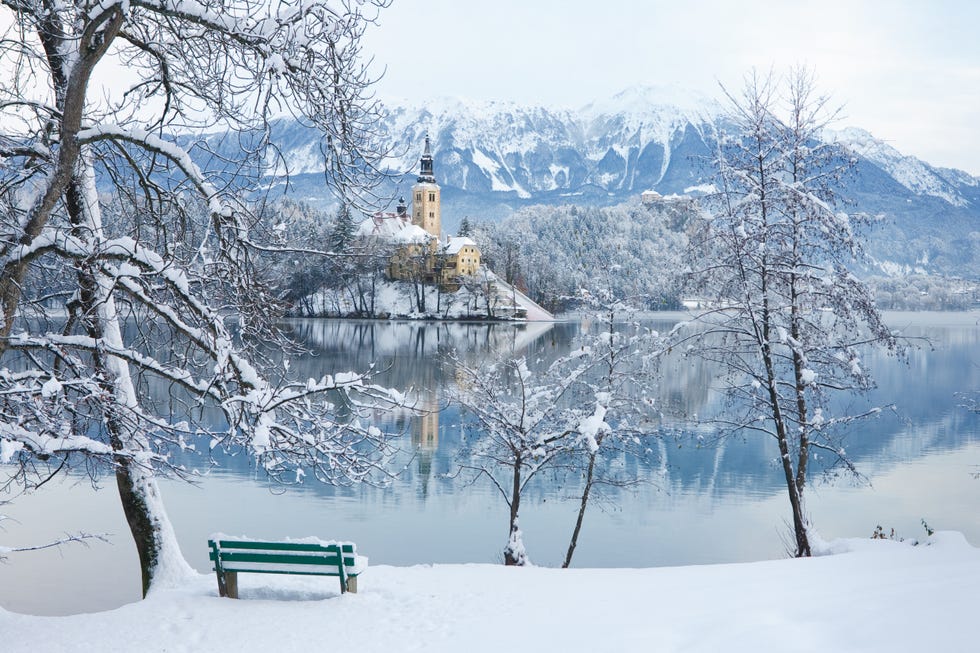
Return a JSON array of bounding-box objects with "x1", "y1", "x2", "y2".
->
[
  {"x1": 211, "y1": 540, "x2": 355, "y2": 554},
  {"x1": 212, "y1": 551, "x2": 353, "y2": 567},
  {"x1": 216, "y1": 561, "x2": 353, "y2": 575},
  {"x1": 209, "y1": 552, "x2": 356, "y2": 568}
]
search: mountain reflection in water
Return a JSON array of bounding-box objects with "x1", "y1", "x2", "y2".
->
[{"x1": 1, "y1": 312, "x2": 977, "y2": 616}]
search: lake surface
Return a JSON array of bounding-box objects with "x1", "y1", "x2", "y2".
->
[{"x1": 1, "y1": 311, "x2": 978, "y2": 615}]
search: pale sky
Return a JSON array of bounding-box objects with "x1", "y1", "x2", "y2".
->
[{"x1": 363, "y1": 0, "x2": 980, "y2": 176}]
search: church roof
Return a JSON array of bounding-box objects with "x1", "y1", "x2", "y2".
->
[
  {"x1": 393, "y1": 224, "x2": 433, "y2": 244},
  {"x1": 357, "y1": 212, "x2": 432, "y2": 244}
]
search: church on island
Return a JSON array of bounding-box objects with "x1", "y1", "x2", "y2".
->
[
  {"x1": 357, "y1": 136, "x2": 481, "y2": 292},
  {"x1": 353, "y1": 137, "x2": 553, "y2": 321}
]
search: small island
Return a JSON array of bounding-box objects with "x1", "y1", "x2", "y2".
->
[{"x1": 295, "y1": 137, "x2": 553, "y2": 322}]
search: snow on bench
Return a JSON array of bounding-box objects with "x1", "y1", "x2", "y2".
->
[{"x1": 207, "y1": 536, "x2": 367, "y2": 598}]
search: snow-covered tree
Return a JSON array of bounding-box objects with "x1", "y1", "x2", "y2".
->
[
  {"x1": 485, "y1": 201, "x2": 690, "y2": 313},
  {"x1": 961, "y1": 391, "x2": 980, "y2": 415},
  {"x1": 329, "y1": 201, "x2": 357, "y2": 254},
  {"x1": 451, "y1": 356, "x2": 580, "y2": 566},
  {"x1": 560, "y1": 290, "x2": 665, "y2": 568},
  {"x1": 680, "y1": 68, "x2": 898, "y2": 557},
  {"x1": 0, "y1": 0, "x2": 397, "y2": 596},
  {"x1": 450, "y1": 313, "x2": 664, "y2": 566}
]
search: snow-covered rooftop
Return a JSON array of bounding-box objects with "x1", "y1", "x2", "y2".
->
[
  {"x1": 443, "y1": 236, "x2": 477, "y2": 255},
  {"x1": 392, "y1": 224, "x2": 431, "y2": 244},
  {"x1": 357, "y1": 213, "x2": 432, "y2": 244}
]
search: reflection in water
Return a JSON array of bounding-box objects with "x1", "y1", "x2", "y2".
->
[
  {"x1": 411, "y1": 390, "x2": 440, "y2": 499},
  {"x1": 1, "y1": 312, "x2": 978, "y2": 616},
  {"x1": 412, "y1": 392, "x2": 440, "y2": 451},
  {"x1": 231, "y1": 313, "x2": 980, "y2": 554}
]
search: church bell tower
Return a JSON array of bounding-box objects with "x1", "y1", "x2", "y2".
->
[{"x1": 412, "y1": 135, "x2": 441, "y2": 238}]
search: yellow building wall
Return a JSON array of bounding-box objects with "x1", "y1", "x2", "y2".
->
[
  {"x1": 452, "y1": 246, "x2": 481, "y2": 276},
  {"x1": 412, "y1": 182, "x2": 441, "y2": 238}
]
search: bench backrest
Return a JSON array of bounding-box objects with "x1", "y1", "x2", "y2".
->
[{"x1": 208, "y1": 539, "x2": 357, "y2": 577}]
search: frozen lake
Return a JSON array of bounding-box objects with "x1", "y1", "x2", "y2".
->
[{"x1": 1, "y1": 311, "x2": 978, "y2": 615}]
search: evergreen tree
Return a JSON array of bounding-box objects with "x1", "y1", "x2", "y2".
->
[{"x1": 330, "y1": 202, "x2": 357, "y2": 253}]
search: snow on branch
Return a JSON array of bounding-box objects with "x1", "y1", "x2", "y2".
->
[
  {"x1": 0, "y1": 420, "x2": 112, "y2": 461},
  {"x1": 0, "y1": 530, "x2": 109, "y2": 562},
  {"x1": 77, "y1": 124, "x2": 227, "y2": 216}
]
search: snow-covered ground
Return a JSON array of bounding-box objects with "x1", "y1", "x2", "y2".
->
[
  {"x1": 3, "y1": 532, "x2": 978, "y2": 652},
  {"x1": 301, "y1": 272, "x2": 554, "y2": 321}
]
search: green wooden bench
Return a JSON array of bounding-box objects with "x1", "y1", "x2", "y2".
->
[{"x1": 207, "y1": 537, "x2": 365, "y2": 599}]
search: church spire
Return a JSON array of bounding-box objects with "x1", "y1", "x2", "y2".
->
[
  {"x1": 417, "y1": 134, "x2": 435, "y2": 183},
  {"x1": 411, "y1": 135, "x2": 441, "y2": 238}
]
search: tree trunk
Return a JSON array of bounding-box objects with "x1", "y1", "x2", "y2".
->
[
  {"x1": 504, "y1": 459, "x2": 525, "y2": 565},
  {"x1": 115, "y1": 461, "x2": 160, "y2": 596},
  {"x1": 563, "y1": 452, "x2": 596, "y2": 568},
  {"x1": 767, "y1": 352, "x2": 810, "y2": 557},
  {"x1": 775, "y1": 428, "x2": 810, "y2": 557},
  {"x1": 68, "y1": 158, "x2": 194, "y2": 595},
  {"x1": 761, "y1": 301, "x2": 810, "y2": 557},
  {"x1": 114, "y1": 459, "x2": 194, "y2": 596},
  {"x1": 790, "y1": 276, "x2": 810, "y2": 495},
  {"x1": 370, "y1": 272, "x2": 376, "y2": 316}
]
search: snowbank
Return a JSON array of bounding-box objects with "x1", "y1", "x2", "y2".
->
[
  {"x1": 3, "y1": 532, "x2": 978, "y2": 652},
  {"x1": 298, "y1": 273, "x2": 554, "y2": 321}
]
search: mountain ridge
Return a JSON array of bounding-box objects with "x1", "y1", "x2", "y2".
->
[{"x1": 264, "y1": 86, "x2": 978, "y2": 279}]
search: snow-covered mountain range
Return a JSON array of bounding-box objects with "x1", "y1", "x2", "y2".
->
[
  {"x1": 378, "y1": 86, "x2": 722, "y2": 200},
  {"x1": 270, "y1": 85, "x2": 979, "y2": 278}
]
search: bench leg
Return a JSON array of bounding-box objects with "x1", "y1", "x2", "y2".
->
[
  {"x1": 346, "y1": 576, "x2": 357, "y2": 594},
  {"x1": 215, "y1": 570, "x2": 227, "y2": 598},
  {"x1": 225, "y1": 571, "x2": 239, "y2": 599}
]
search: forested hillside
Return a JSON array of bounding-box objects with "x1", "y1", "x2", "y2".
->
[{"x1": 471, "y1": 199, "x2": 694, "y2": 312}]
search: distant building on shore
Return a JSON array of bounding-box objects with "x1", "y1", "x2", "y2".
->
[{"x1": 641, "y1": 189, "x2": 696, "y2": 209}]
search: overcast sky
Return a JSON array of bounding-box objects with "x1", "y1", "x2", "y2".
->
[{"x1": 363, "y1": 0, "x2": 980, "y2": 176}]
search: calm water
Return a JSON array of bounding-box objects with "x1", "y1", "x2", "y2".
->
[{"x1": 1, "y1": 312, "x2": 978, "y2": 615}]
